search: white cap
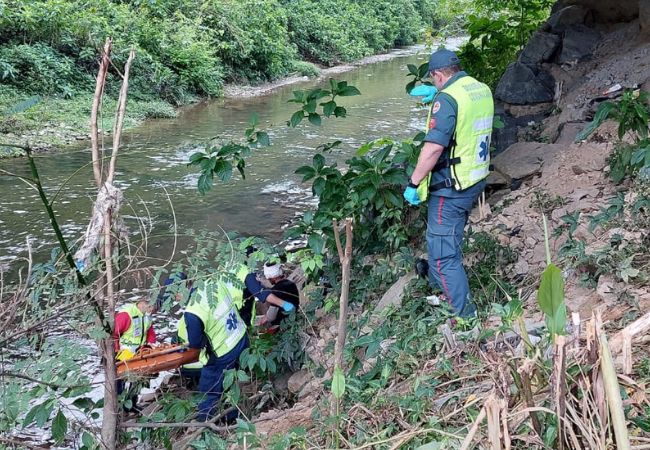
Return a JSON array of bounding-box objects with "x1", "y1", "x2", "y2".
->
[{"x1": 263, "y1": 263, "x2": 282, "y2": 279}]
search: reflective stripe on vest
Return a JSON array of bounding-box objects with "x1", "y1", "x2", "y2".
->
[
  {"x1": 184, "y1": 280, "x2": 246, "y2": 358},
  {"x1": 441, "y1": 76, "x2": 494, "y2": 190},
  {"x1": 118, "y1": 304, "x2": 152, "y2": 352},
  {"x1": 177, "y1": 315, "x2": 207, "y2": 369}
]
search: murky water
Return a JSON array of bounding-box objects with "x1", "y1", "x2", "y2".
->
[{"x1": 0, "y1": 46, "x2": 445, "y2": 277}]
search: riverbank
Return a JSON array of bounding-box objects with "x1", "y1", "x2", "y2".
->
[{"x1": 0, "y1": 43, "x2": 442, "y2": 157}]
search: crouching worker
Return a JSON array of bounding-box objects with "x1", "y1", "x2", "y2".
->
[
  {"x1": 183, "y1": 278, "x2": 249, "y2": 422},
  {"x1": 114, "y1": 299, "x2": 158, "y2": 411},
  {"x1": 239, "y1": 262, "x2": 299, "y2": 328}
]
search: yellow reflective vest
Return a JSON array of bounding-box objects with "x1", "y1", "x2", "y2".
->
[
  {"x1": 441, "y1": 75, "x2": 493, "y2": 190},
  {"x1": 184, "y1": 280, "x2": 246, "y2": 358},
  {"x1": 118, "y1": 303, "x2": 152, "y2": 353},
  {"x1": 417, "y1": 75, "x2": 494, "y2": 198}
]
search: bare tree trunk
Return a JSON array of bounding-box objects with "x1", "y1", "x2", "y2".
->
[
  {"x1": 107, "y1": 48, "x2": 135, "y2": 184},
  {"x1": 330, "y1": 218, "x2": 353, "y2": 415},
  {"x1": 90, "y1": 42, "x2": 136, "y2": 450},
  {"x1": 91, "y1": 38, "x2": 112, "y2": 187}
]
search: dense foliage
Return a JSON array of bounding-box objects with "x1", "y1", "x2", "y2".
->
[
  {"x1": 457, "y1": 0, "x2": 554, "y2": 88},
  {"x1": 0, "y1": 0, "x2": 435, "y2": 105}
]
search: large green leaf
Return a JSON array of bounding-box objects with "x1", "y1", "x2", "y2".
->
[
  {"x1": 197, "y1": 170, "x2": 213, "y2": 195},
  {"x1": 331, "y1": 366, "x2": 346, "y2": 400},
  {"x1": 308, "y1": 113, "x2": 322, "y2": 126},
  {"x1": 52, "y1": 410, "x2": 67, "y2": 443},
  {"x1": 289, "y1": 110, "x2": 304, "y2": 128},
  {"x1": 537, "y1": 263, "x2": 566, "y2": 337}
]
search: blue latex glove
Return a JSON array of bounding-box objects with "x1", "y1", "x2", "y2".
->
[
  {"x1": 403, "y1": 186, "x2": 421, "y2": 206},
  {"x1": 409, "y1": 85, "x2": 438, "y2": 104},
  {"x1": 282, "y1": 301, "x2": 295, "y2": 313}
]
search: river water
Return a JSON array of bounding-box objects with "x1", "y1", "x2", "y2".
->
[{"x1": 0, "y1": 45, "x2": 447, "y2": 278}]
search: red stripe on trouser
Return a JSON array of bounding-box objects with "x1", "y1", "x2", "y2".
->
[
  {"x1": 435, "y1": 196, "x2": 452, "y2": 305},
  {"x1": 437, "y1": 259, "x2": 452, "y2": 306}
]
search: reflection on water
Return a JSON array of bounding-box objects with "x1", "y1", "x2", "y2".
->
[{"x1": 0, "y1": 48, "x2": 435, "y2": 276}]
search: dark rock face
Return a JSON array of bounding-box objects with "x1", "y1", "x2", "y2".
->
[
  {"x1": 547, "y1": 5, "x2": 590, "y2": 32},
  {"x1": 495, "y1": 62, "x2": 555, "y2": 105},
  {"x1": 519, "y1": 31, "x2": 562, "y2": 64},
  {"x1": 558, "y1": 25, "x2": 602, "y2": 63}
]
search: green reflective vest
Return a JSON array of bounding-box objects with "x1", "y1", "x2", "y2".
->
[
  {"x1": 184, "y1": 280, "x2": 246, "y2": 358},
  {"x1": 177, "y1": 315, "x2": 207, "y2": 370},
  {"x1": 439, "y1": 75, "x2": 494, "y2": 190},
  {"x1": 118, "y1": 303, "x2": 152, "y2": 353},
  {"x1": 224, "y1": 264, "x2": 249, "y2": 310}
]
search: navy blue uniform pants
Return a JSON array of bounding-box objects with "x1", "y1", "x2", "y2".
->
[
  {"x1": 196, "y1": 335, "x2": 249, "y2": 421},
  {"x1": 426, "y1": 193, "x2": 479, "y2": 318}
]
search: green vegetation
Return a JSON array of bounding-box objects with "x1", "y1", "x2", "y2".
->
[
  {"x1": 457, "y1": 0, "x2": 554, "y2": 88},
  {"x1": 0, "y1": 0, "x2": 438, "y2": 155}
]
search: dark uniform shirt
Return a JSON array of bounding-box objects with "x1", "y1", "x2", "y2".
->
[{"x1": 423, "y1": 71, "x2": 487, "y2": 198}]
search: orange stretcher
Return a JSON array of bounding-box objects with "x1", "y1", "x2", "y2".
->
[{"x1": 116, "y1": 344, "x2": 200, "y2": 378}]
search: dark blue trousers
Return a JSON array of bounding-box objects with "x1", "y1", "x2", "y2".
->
[
  {"x1": 426, "y1": 193, "x2": 479, "y2": 318},
  {"x1": 196, "y1": 335, "x2": 249, "y2": 421}
]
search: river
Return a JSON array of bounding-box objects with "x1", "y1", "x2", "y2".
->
[{"x1": 0, "y1": 45, "x2": 450, "y2": 278}]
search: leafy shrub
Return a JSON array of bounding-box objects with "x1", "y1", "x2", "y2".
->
[
  {"x1": 291, "y1": 60, "x2": 321, "y2": 77},
  {"x1": 458, "y1": 0, "x2": 553, "y2": 89},
  {"x1": 0, "y1": 43, "x2": 90, "y2": 95},
  {"x1": 579, "y1": 90, "x2": 650, "y2": 182}
]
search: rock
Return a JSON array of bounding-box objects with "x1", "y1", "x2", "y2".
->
[
  {"x1": 298, "y1": 378, "x2": 322, "y2": 399},
  {"x1": 555, "y1": 123, "x2": 585, "y2": 145},
  {"x1": 506, "y1": 102, "x2": 555, "y2": 118},
  {"x1": 374, "y1": 273, "x2": 416, "y2": 314},
  {"x1": 514, "y1": 259, "x2": 530, "y2": 275},
  {"x1": 642, "y1": 0, "x2": 650, "y2": 37},
  {"x1": 287, "y1": 369, "x2": 311, "y2": 395},
  {"x1": 547, "y1": 5, "x2": 589, "y2": 33},
  {"x1": 597, "y1": 276, "x2": 619, "y2": 305},
  {"x1": 490, "y1": 142, "x2": 564, "y2": 181},
  {"x1": 519, "y1": 31, "x2": 561, "y2": 65},
  {"x1": 495, "y1": 62, "x2": 555, "y2": 105},
  {"x1": 558, "y1": 25, "x2": 601, "y2": 64}
]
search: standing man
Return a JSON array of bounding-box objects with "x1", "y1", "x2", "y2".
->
[
  {"x1": 403, "y1": 48, "x2": 494, "y2": 321},
  {"x1": 183, "y1": 277, "x2": 249, "y2": 421}
]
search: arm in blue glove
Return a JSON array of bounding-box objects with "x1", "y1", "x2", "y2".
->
[
  {"x1": 403, "y1": 184, "x2": 421, "y2": 206},
  {"x1": 409, "y1": 85, "x2": 438, "y2": 104},
  {"x1": 281, "y1": 301, "x2": 295, "y2": 313}
]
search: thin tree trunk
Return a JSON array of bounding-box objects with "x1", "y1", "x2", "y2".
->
[
  {"x1": 330, "y1": 218, "x2": 353, "y2": 415},
  {"x1": 107, "y1": 48, "x2": 135, "y2": 184},
  {"x1": 91, "y1": 38, "x2": 112, "y2": 187}
]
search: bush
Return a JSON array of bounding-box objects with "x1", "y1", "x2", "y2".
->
[
  {"x1": 290, "y1": 60, "x2": 320, "y2": 77},
  {"x1": 0, "y1": 43, "x2": 90, "y2": 95},
  {"x1": 458, "y1": 0, "x2": 553, "y2": 89}
]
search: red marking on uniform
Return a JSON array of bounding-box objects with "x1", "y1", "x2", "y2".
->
[
  {"x1": 428, "y1": 117, "x2": 437, "y2": 129},
  {"x1": 437, "y1": 197, "x2": 444, "y2": 224},
  {"x1": 432, "y1": 101, "x2": 441, "y2": 114},
  {"x1": 437, "y1": 259, "x2": 452, "y2": 305}
]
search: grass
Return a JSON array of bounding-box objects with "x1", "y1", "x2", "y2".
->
[{"x1": 0, "y1": 86, "x2": 178, "y2": 156}]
